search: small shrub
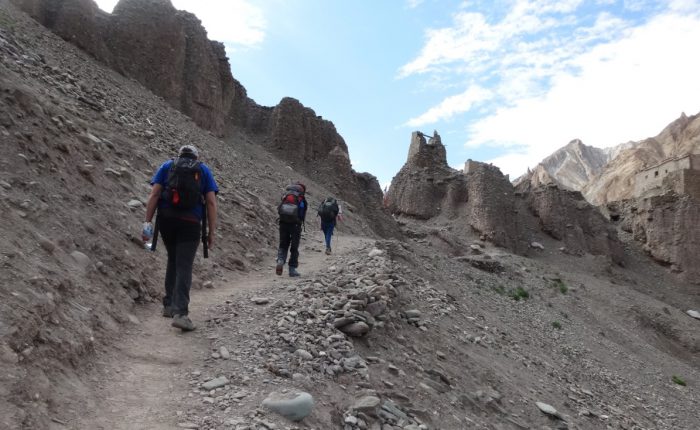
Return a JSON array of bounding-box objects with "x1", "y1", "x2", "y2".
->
[
  {"x1": 552, "y1": 321, "x2": 562, "y2": 329},
  {"x1": 672, "y1": 375, "x2": 687, "y2": 386},
  {"x1": 510, "y1": 287, "x2": 529, "y2": 301},
  {"x1": 492, "y1": 285, "x2": 506, "y2": 296},
  {"x1": 553, "y1": 279, "x2": 568, "y2": 294},
  {"x1": 0, "y1": 11, "x2": 14, "y2": 30}
]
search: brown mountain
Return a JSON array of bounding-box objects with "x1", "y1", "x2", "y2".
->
[
  {"x1": 522, "y1": 113, "x2": 700, "y2": 204},
  {"x1": 583, "y1": 112, "x2": 700, "y2": 204}
]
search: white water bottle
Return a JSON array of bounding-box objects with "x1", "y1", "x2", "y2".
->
[{"x1": 143, "y1": 222, "x2": 154, "y2": 251}]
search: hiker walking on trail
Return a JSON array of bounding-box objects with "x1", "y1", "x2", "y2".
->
[
  {"x1": 317, "y1": 196, "x2": 342, "y2": 255},
  {"x1": 142, "y1": 145, "x2": 218, "y2": 332},
  {"x1": 276, "y1": 182, "x2": 307, "y2": 277}
]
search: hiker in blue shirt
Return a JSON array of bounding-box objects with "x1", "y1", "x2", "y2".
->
[
  {"x1": 276, "y1": 182, "x2": 307, "y2": 277},
  {"x1": 142, "y1": 145, "x2": 218, "y2": 332}
]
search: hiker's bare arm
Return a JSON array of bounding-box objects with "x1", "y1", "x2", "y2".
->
[
  {"x1": 206, "y1": 191, "x2": 217, "y2": 248},
  {"x1": 145, "y1": 184, "x2": 163, "y2": 223}
]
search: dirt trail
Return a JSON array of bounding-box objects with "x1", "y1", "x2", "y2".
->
[{"x1": 67, "y1": 231, "x2": 369, "y2": 430}]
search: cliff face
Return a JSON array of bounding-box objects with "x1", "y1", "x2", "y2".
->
[
  {"x1": 386, "y1": 131, "x2": 459, "y2": 220},
  {"x1": 614, "y1": 195, "x2": 700, "y2": 284},
  {"x1": 13, "y1": 0, "x2": 236, "y2": 136},
  {"x1": 13, "y1": 0, "x2": 396, "y2": 237},
  {"x1": 525, "y1": 186, "x2": 625, "y2": 263}
]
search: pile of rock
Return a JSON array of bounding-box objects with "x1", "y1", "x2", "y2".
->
[
  {"x1": 343, "y1": 394, "x2": 429, "y2": 430},
  {"x1": 257, "y1": 247, "x2": 403, "y2": 379}
]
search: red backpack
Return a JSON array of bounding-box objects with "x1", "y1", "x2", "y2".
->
[{"x1": 278, "y1": 184, "x2": 305, "y2": 223}]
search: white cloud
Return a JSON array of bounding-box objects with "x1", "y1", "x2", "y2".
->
[
  {"x1": 474, "y1": 10, "x2": 700, "y2": 177},
  {"x1": 93, "y1": 0, "x2": 266, "y2": 49},
  {"x1": 401, "y1": 1, "x2": 700, "y2": 178},
  {"x1": 405, "y1": 85, "x2": 493, "y2": 127}
]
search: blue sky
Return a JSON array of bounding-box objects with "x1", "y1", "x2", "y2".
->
[{"x1": 95, "y1": 0, "x2": 700, "y2": 188}]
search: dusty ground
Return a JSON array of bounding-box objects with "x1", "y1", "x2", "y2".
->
[
  {"x1": 61, "y1": 232, "x2": 372, "y2": 430},
  {"x1": 49, "y1": 227, "x2": 700, "y2": 430},
  {"x1": 1, "y1": 1, "x2": 699, "y2": 429}
]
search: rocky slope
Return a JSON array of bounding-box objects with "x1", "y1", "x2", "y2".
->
[
  {"x1": 76, "y1": 233, "x2": 699, "y2": 430},
  {"x1": 9, "y1": 0, "x2": 399, "y2": 236},
  {"x1": 521, "y1": 113, "x2": 700, "y2": 282},
  {"x1": 0, "y1": 1, "x2": 389, "y2": 427},
  {"x1": 386, "y1": 132, "x2": 623, "y2": 262},
  {"x1": 2, "y1": 1, "x2": 700, "y2": 429}
]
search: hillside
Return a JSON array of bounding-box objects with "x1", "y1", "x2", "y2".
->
[
  {"x1": 583, "y1": 113, "x2": 700, "y2": 205},
  {"x1": 1, "y1": 1, "x2": 699, "y2": 430},
  {"x1": 521, "y1": 113, "x2": 700, "y2": 205},
  {"x1": 517, "y1": 139, "x2": 634, "y2": 192}
]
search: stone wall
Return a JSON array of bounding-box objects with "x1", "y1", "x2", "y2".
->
[
  {"x1": 464, "y1": 162, "x2": 524, "y2": 252},
  {"x1": 406, "y1": 131, "x2": 446, "y2": 167},
  {"x1": 633, "y1": 154, "x2": 698, "y2": 198},
  {"x1": 682, "y1": 169, "x2": 700, "y2": 201}
]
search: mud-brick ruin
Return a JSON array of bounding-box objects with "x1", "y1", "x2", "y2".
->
[{"x1": 633, "y1": 153, "x2": 700, "y2": 200}]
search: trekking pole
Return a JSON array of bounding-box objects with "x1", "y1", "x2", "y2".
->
[
  {"x1": 150, "y1": 210, "x2": 160, "y2": 252},
  {"x1": 202, "y1": 201, "x2": 209, "y2": 258}
]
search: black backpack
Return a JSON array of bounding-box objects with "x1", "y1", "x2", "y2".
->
[
  {"x1": 278, "y1": 184, "x2": 305, "y2": 223},
  {"x1": 318, "y1": 197, "x2": 339, "y2": 222},
  {"x1": 162, "y1": 157, "x2": 203, "y2": 210}
]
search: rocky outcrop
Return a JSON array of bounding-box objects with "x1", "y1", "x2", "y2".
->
[
  {"x1": 616, "y1": 194, "x2": 700, "y2": 283},
  {"x1": 13, "y1": 0, "x2": 397, "y2": 238},
  {"x1": 387, "y1": 131, "x2": 464, "y2": 220},
  {"x1": 107, "y1": 0, "x2": 236, "y2": 134},
  {"x1": 524, "y1": 185, "x2": 625, "y2": 263},
  {"x1": 266, "y1": 97, "x2": 352, "y2": 176},
  {"x1": 389, "y1": 131, "x2": 626, "y2": 258},
  {"x1": 13, "y1": 0, "x2": 237, "y2": 136}
]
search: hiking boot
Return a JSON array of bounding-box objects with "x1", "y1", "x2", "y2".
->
[
  {"x1": 325, "y1": 247, "x2": 331, "y2": 255},
  {"x1": 171, "y1": 314, "x2": 195, "y2": 331},
  {"x1": 162, "y1": 305, "x2": 174, "y2": 318},
  {"x1": 289, "y1": 267, "x2": 300, "y2": 277},
  {"x1": 275, "y1": 258, "x2": 284, "y2": 276}
]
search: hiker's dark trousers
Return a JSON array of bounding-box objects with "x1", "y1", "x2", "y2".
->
[
  {"x1": 321, "y1": 219, "x2": 335, "y2": 249},
  {"x1": 278, "y1": 221, "x2": 302, "y2": 268},
  {"x1": 159, "y1": 216, "x2": 200, "y2": 316}
]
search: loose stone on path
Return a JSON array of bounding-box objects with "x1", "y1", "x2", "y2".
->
[
  {"x1": 261, "y1": 391, "x2": 314, "y2": 422},
  {"x1": 202, "y1": 376, "x2": 228, "y2": 390}
]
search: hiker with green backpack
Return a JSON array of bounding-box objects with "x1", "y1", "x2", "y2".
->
[
  {"x1": 318, "y1": 196, "x2": 342, "y2": 255},
  {"x1": 142, "y1": 145, "x2": 218, "y2": 332}
]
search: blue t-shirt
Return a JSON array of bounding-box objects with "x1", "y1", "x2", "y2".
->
[
  {"x1": 299, "y1": 199, "x2": 307, "y2": 221},
  {"x1": 151, "y1": 159, "x2": 219, "y2": 221}
]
